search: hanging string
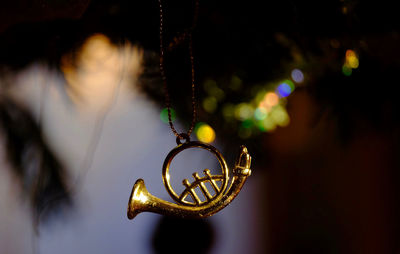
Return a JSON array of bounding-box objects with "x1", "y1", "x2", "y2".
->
[{"x1": 158, "y1": 0, "x2": 199, "y2": 140}]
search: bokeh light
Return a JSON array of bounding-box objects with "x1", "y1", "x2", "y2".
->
[
  {"x1": 284, "y1": 79, "x2": 295, "y2": 91},
  {"x1": 254, "y1": 107, "x2": 267, "y2": 120},
  {"x1": 270, "y1": 105, "x2": 290, "y2": 127},
  {"x1": 343, "y1": 49, "x2": 359, "y2": 76},
  {"x1": 203, "y1": 79, "x2": 225, "y2": 101},
  {"x1": 262, "y1": 117, "x2": 276, "y2": 131},
  {"x1": 196, "y1": 123, "x2": 216, "y2": 143},
  {"x1": 211, "y1": 67, "x2": 299, "y2": 136},
  {"x1": 241, "y1": 119, "x2": 253, "y2": 129},
  {"x1": 235, "y1": 103, "x2": 253, "y2": 120},
  {"x1": 203, "y1": 97, "x2": 217, "y2": 113},
  {"x1": 160, "y1": 108, "x2": 176, "y2": 123},
  {"x1": 255, "y1": 90, "x2": 267, "y2": 104},
  {"x1": 342, "y1": 65, "x2": 352, "y2": 76},
  {"x1": 264, "y1": 92, "x2": 279, "y2": 107},
  {"x1": 276, "y1": 80, "x2": 294, "y2": 98},
  {"x1": 346, "y1": 50, "x2": 359, "y2": 69},
  {"x1": 209, "y1": 86, "x2": 225, "y2": 101},
  {"x1": 291, "y1": 69, "x2": 304, "y2": 83}
]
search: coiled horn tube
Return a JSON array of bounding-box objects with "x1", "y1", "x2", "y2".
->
[{"x1": 127, "y1": 145, "x2": 251, "y2": 219}]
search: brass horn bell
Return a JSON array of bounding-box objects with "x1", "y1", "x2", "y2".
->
[{"x1": 127, "y1": 141, "x2": 251, "y2": 219}]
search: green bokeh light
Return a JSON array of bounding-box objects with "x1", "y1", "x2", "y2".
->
[
  {"x1": 160, "y1": 108, "x2": 176, "y2": 123},
  {"x1": 342, "y1": 64, "x2": 352, "y2": 76},
  {"x1": 283, "y1": 79, "x2": 295, "y2": 91},
  {"x1": 241, "y1": 119, "x2": 254, "y2": 129}
]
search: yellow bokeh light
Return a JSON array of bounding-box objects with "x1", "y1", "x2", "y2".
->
[
  {"x1": 270, "y1": 106, "x2": 290, "y2": 127},
  {"x1": 234, "y1": 103, "x2": 253, "y2": 120},
  {"x1": 210, "y1": 86, "x2": 225, "y2": 101},
  {"x1": 345, "y1": 49, "x2": 359, "y2": 69},
  {"x1": 347, "y1": 56, "x2": 359, "y2": 69},
  {"x1": 196, "y1": 124, "x2": 216, "y2": 143},
  {"x1": 202, "y1": 96, "x2": 217, "y2": 113},
  {"x1": 262, "y1": 117, "x2": 276, "y2": 131}
]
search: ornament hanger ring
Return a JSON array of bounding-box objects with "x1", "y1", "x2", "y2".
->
[
  {"x1": 162, "y1": 140, "x2": 229, "y2": 206},
  {"x1": 176, "y1": 133, "x2": 191, "y2": 145}
]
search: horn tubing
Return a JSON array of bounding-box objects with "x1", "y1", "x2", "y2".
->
[
  {"x1": 127, "y1": 145, "x2": 251, "y2": 219},
  {"x1": 127, "y1": 170, "x2": 249, "y2": 219}
]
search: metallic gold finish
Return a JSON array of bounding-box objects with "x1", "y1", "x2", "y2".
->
[{"x1": 127, "y1": 143, "x2": 251, "y2": 219}]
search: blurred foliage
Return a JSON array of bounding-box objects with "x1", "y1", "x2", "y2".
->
[{"x1": 0, "y1": 96, "x2": 70, "y2": 223}]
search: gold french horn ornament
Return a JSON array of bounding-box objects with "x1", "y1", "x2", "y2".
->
[{"x1": 127, "y1": 137, "x2": 252, "y2": 219}]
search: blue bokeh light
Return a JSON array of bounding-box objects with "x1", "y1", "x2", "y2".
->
[{"x1": 276, "y1": 83, "x2": 292, "y2": 97}]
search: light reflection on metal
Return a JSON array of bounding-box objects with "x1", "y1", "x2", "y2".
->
[{"x1": 127, "y1": 141, "x2": 251, "y2": 219}]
